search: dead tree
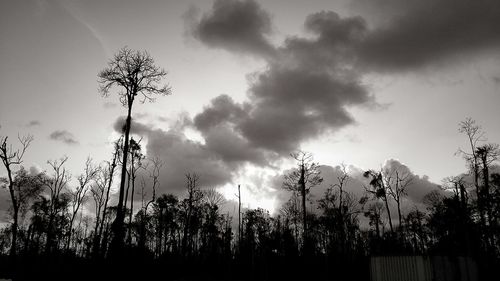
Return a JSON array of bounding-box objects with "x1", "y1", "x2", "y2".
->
[
  {"x1": 283, "y1": 151, "x2": 323, "y2": 252},
  {"x1": 385, "y1": 168, "x2": 413, "y2": 229},
  {"x1": 91, "y1": 174, "x2": 106, "y2": 256},
  {"x1": 67, "y1": 157, "x2": 97, "y2": 250},
  {"x1": 182, "y1": 173, "x2": 202, "y2": 256},
  {"x1": 237, "y1": 184, "x2": 242, "y2": 248},
  {"x1": 331, "y1": 163, "x2": 349, "y2": 218},
  {"x1": 43, "y1": 156, "x2": 71, "y2": 253},
  {"x1": 329, "y1": 163, "x2": 350, "y2": 253},
  {"x1": 0, "y1": 134, "x2": 34, "y2": 257},
  {"x1": 98, "y1": 47, "x2": 171, "y2": 253},
  {"x1": 137, "y1": 157, "x2": 163, "y2": 251},
  {"x1": 203, "y1": 188, "x2": 226, "y2": 207},
  {"x1": 457, "y1": 118, "x2": 486, "y2": 226}
]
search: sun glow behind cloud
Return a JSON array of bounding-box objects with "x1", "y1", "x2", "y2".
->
[{"x1": 219, "y1": 165, "x2": 280, "y2": 214}]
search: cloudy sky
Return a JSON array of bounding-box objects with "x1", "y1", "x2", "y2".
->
[{"x1": 1, "y1": 0, "x2": 500, "y2": 213}]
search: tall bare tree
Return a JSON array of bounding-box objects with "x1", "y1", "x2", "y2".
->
[
  {"x1": 385, "y1": 168, "x2": 413, "y2": 228},
  {"x1": 237, "y1": 184, "x2": 242, "y2": 249},
  {"x1": 327, "y1": 163, "x2": 350, "y2": 254},
  {"x1": 98, "y1": 47, "x2": 171, "y2": 253},
  {"x1": 331, "y1": 163, "x2": 349, "y2": 218},
  {"x1": 0, "y1": 134, "x2": 34, "y2": 257},
  {"x1": 182, "y1": 173, "x2": 202, "y2": 255},
  {"x1": 457, "y1": 118, "x2": 485, "y2": 225},
  {"x1": 283, "y1": 151, "x2": 323, "y2": 251}
]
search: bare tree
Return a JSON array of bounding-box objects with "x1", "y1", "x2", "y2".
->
[
  {"x1": 457, "y1": 118, "x2": 485, "y2": 225},
  {"x1": 327, "y1": 163, "x2": 351, "y2": 254},
  {"x1": 67, "y1": 157, "x2": 97, "y2": 250},
  {"x1": 331, "y1": 163, "x2": 349, "y2": 218},
  {"x1": 283, "y1": 151, "x2": 323, "y2": 251},
  {"x1": 98, "y1": 47, "x2": 171, "y2": 252},
  {"x1": 182, "y1": 173, "x2": 202, "y2": 255},
  {"x1": 137, "y1": 157, "x2": 163, "y2": 251},
  {"x1": 203, "y1": 188, "x2": 226, "y2": 208},
  {"x1": 385, "y1": 168, "x2": 413, "y2": 228},
  {"x1": 43, "y1": 156, "x2": 71, "y2": 253},
  {"x1": 237, "y1": 184, "x2": 242, "y2": 248},
  {"x1": 91, "y1": 173, "x2": 106, "y2": 255},
  {"x1": 0, "y1": 134, "x2": 34, "y2": 257}
]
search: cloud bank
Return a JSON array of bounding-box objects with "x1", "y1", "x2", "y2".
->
[
  {"x1": 123, "y1": 0, "x2": 500, "y2": 210},
  {"x1": 190, "y1": 0, "x2": 376, "y2": 160}
]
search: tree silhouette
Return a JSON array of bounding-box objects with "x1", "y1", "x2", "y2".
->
[
  {"x1": 363, "y1": 170, "x2": 394, "y2": 233},
  {"x1": 0, "y1": 134, "x2": 33, "y2": 258},
  {"x1": 67, "y1": 157, "x2": 97, "y2": 250},
  {"x1": 457, "y1": 118, "x2": 485, "y2": 227},
  {"x1": 384, "y1": 167, "x2": 413, "y2": 228},
  {"x1": 476, "y1": 143, "x2": 500, "y2": 240},
  {"x1": 98, "y1": 47, "x2": 171, "y2": 254},
  {"x1": 283, "y1": 151, "x2": 322, "y2": 252},
  {"x1": 42, "y1": 156, "x2": 71, "y2": 254}
]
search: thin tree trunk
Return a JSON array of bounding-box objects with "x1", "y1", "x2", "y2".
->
[
  {"x1": 397, "y1": 200, "x2": 403, "y2": 229},
  {"x1": 127, "y1": 179, "x2": 135, "y2": 246},
  {"x1": 11, "y1": 206, "x2": 19, "y2": 258},
  {"x1": 6, "y1": 165, "x2": 18, "y2": 258},
  {"x1": 238, "y1": 184, "x2": 241, "y2": 250},
  {"x1": 300, "y1": 164, "x2": 307, "y2": 251},
  {"x1": 111, "y1": 102, "x2": 133, "y2": 254},
  {"x1": 384, "y1": 197, "x2": 394, "y2": 232}
]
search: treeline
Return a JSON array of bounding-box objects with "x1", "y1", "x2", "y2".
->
[
  {"x1": 1, "y1": 47, "x2": 499, "y2": 280},
  {"x1": 0, "y1": 118, "x2": 499, "y2": 280}
]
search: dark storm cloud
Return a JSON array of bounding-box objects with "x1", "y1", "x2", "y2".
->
[
  {"x1": 193, "y1": 94, "x2": 249, "y2": 132},
  {"x1": 26, "y1": 120, "x2": 41, "y2": 127},
  {"x1": 240, "y1": 66, "x2": 371, "y2": 154},
  {"x1": 193, "y1": 95, "x2": 270, "y2": 165},
  {"x1": 353, "y1": 0, "x2": 500, "y2": 71},
  {"x1": 202, "y1": 124, "x2": 269, "y2": 165},
  {"x1": 190, "y1": 0, "x2": 276, "y2": 57},
  {"x1": 49, "y1": 130, "x2": 78, "y2": 145},
  {"x1": 190, "y1": 1, "x2": 375, "y2": 157},
  {"x1": 189, "y1": 0, "x2": 500, "y2": 159}
]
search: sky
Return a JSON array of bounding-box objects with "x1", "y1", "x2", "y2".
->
[{"x1": 1, "y1": 0, "x2": 500, "y2": 214}]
